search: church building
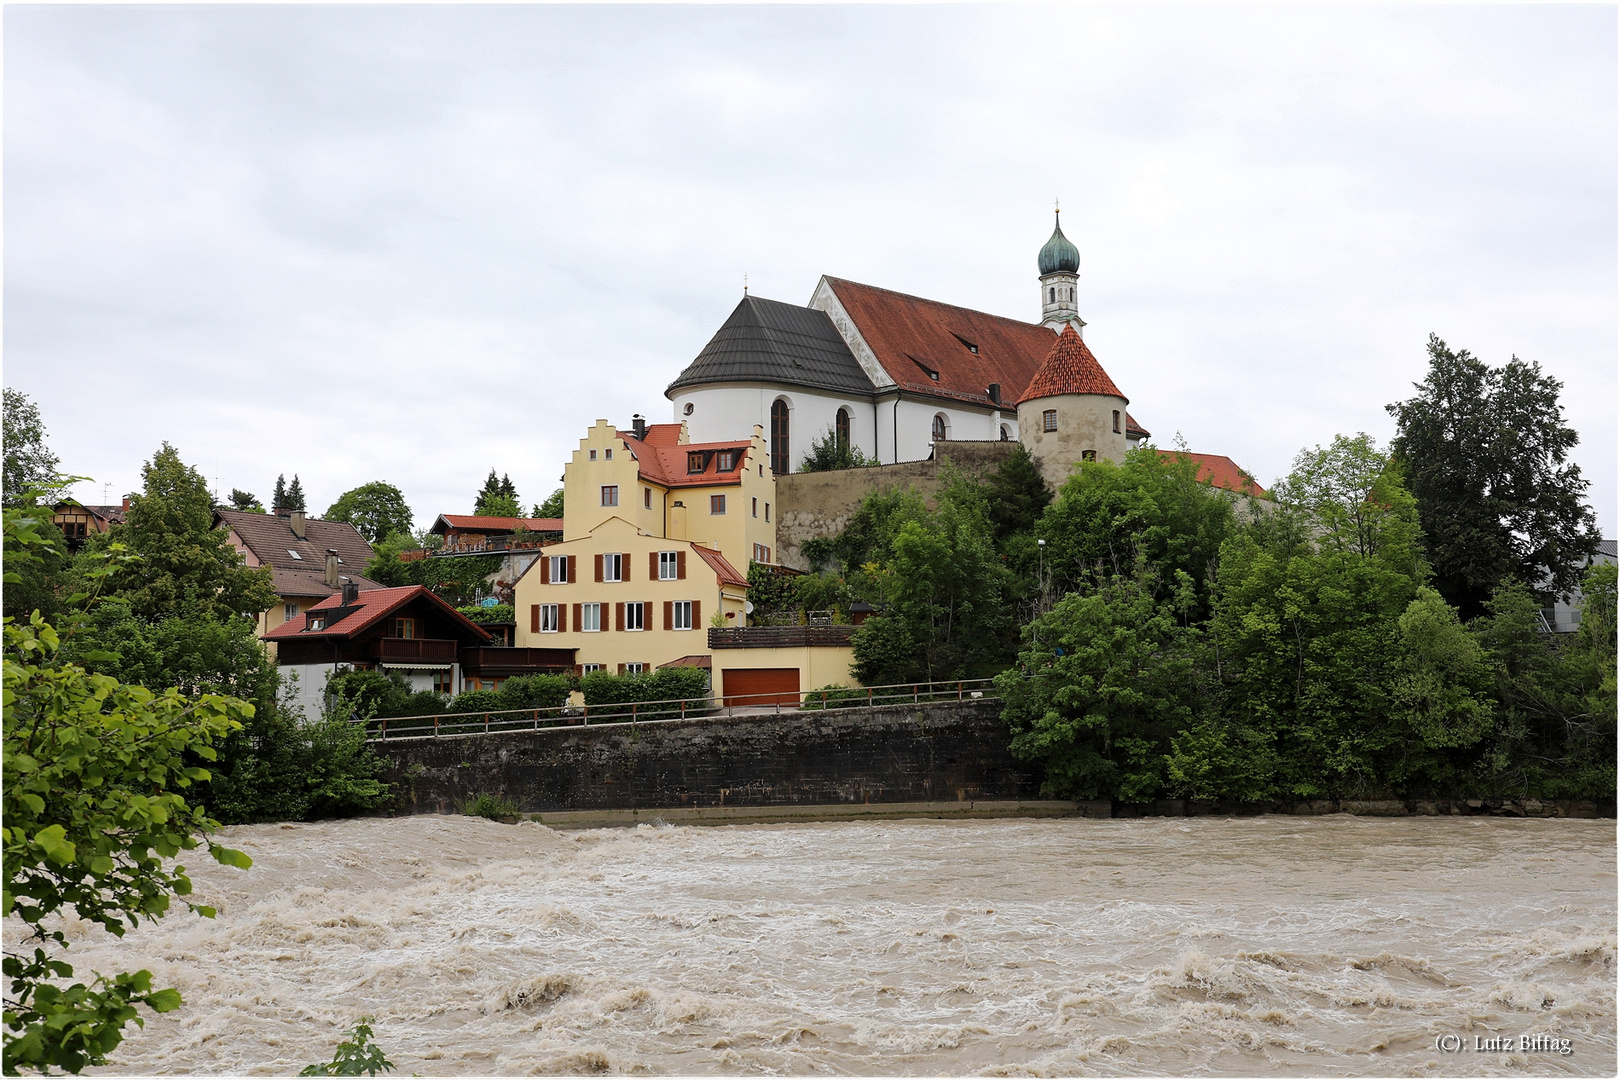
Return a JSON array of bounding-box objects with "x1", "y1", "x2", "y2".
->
[{"x1": 665, "y1": 212, "x2": 1151, "y2": 473}]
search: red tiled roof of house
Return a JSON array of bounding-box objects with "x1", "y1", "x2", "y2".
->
[
  {"x1": 432, "y1": 515, "x2": 564, "y2": 534},
  {"x1": 1158, "y1": 451, "x2": 1269, "y2": 498},
  {"x1": 617, "y1": 433, "x2": 754, "y2": 489},
  {"x1": 639, "y1": 423, "x2": 685, "y2": 447},
  {"x1": 690, "y1": 544, "x2": 749, "y2": 588},
  {"x1": 1016, "y1": 324, "x2": 1127, "y2": 404},
  {"x1": 262, "y1": 585, "x2": 494, "y2": 642},
  {"x1": 214, "y1": 509, "x2": 378, "y2": 600},
  {"x1": 1125, "y1": 412, "x2": 1151, "y2": 440},
  {"x1": 824, "y1": 277, "x2": 1061, "y2": 406}
]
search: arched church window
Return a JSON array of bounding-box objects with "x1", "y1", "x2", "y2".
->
[
  {"x1": 1048, "y1": 287, "x2": 1055, "y2": 303},
  {"x1": 770, "y1": 399, "x2": 790, "y2": 475},
  {"x1": 1112, "y1": 410, "x2": 1121, "y2": 433},
  {"x1": 835, "y1": 408, "x2": 851, "y2": 451},
  {"x1": 932, "y1": 414, "x2": 948, "y2": 443},
  {"x1": 1000, "y1": 425, "x2": 1011, "y2": 441}
]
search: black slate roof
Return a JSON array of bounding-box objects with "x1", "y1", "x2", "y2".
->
[{"x1": 666, "y1": 296, "x2": 877, "y2": 398}]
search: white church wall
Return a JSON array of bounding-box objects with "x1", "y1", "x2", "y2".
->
[{"x1": 673, "y1": 386, "x2": 880, "y2": 469}]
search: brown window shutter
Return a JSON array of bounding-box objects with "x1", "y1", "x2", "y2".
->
[
  {"x1": 650, "y1": 551, "x2": 658, "y2": 580},
  {"x1": 624, "y1": 553, "x2": 632, "y2": 581},
  {"x1": 530, "y1": 604, "x2": 540, "y2": 633},
  {"x1": 618, "y1": 663, "x2": 625, "y2": 675},
  {"x1": 566, "y1": 555, "x2": 575, "y2": 583},
  {"x1": 572, "y1": 603, "x2": 581, "y2": 631},
  {"x1": 594, "y1": 554, "x2": 603, "y2": 582},
  {"x1": 540, "y1": 556, "x2": 550, "y2": 584},
  {"x1": 558, "y1": 603, "x2": 568, "y2": 633},
  {"x1": 664, "y1": 600, "x2": 673, "y2": 630},
  {"x1": 615, "y1": 602, "x2": 624, "y2": 632},
  {"x1": 677, "y1": 550, "x2": 687, "y2": 579},
  {"x1": 693, "y1": 599, "x2": 701, "y2": 627}
]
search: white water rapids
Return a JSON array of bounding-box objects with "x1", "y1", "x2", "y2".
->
[{"x1": 47, "y1": 814, "x2": 1614, "y2": 1075}]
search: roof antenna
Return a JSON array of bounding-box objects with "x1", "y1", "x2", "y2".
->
[{"x1": 743, "y1": 272, "x2": 748, "y2": 296}]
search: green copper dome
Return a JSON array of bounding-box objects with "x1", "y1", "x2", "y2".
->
[{"x1": 1038, "y1": 213, "x2": 1080, "y2": 276}]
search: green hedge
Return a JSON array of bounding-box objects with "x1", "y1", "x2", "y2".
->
[{"x1": 578, "y1": 667, "x2": 713, "y2": 721}]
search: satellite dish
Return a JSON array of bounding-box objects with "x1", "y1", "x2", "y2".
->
[{"x1": 744, "y1": 601, "x2": 755, "y2": 614}]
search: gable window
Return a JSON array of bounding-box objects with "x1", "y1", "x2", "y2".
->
[
  {"x1": 932, "y1": 414, "x2": 948, "y2": 442},
  {"x1": 307, "y1": 615, "x2": 327, "y2": 631},
  {"x1": 672, "y1": 600, "x2": 693, "y2": 630},
  {"x1": 625, "y1": 602, "x2": 646, "y2": 631},
  {"x1": 710, "y1": 494, "x2": 726, "y2": 515},
  {"x1": 604, "y1": 449, "x2": 613, "y2": 460},
  {"x1": 658, "y1": 551, "x2": 681, "y2": 580},
  {"x1": 589, "y1": 449, "x2": 597, "y2": 460},
  {"x1": 835, "y1": 408, "x2": 851, "y2": 451},
  {"x1": 718, "y1": 450, "x2": 736, "y2": 471},
  {"x1": 688, "y1": 451, "x2": 706, "y2": 474},
  {"x1": 1043, "y1": 409, "x2": 1058, "y2": 432},
  {"x1": 1113, "y1": 410, "x2": 1121, "y2": 434},
  {"x1": 601, "y1": 485, "x2": 618, "y2": 507},
  {"x1": 393, "y1": 618, "x2": 417, "y2": 639},
  {"x1": 539, "y1": 604, "x2": 560, "y2": 633},
  {"x1": 602, "y1": 553, "x2": 623, "y2": 582},
  {"x1": 770, "y1": 399, "x2": 790, "y2": 475},
  {"x1": 549, "y1": 555, "x2": 569, "y2": 583},
  {"x1": 581, "y1": 603, "x2": 602, "y2": 632},
  {"x1": 643, "y1": 487, "x2": 653, "y2": 509}
]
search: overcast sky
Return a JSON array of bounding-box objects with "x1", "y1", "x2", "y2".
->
[{"x1": 6, "y1": 4, "x2": 1615, "y2": 536}]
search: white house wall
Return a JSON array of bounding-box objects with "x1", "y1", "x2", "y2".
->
[{"x1": 676, "y1": 385, "x2": 1016, "y2": 469}]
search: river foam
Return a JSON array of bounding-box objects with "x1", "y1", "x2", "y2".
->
[{"x1": 46, "y1": 814, "x2": 1614, "y2": 1075}]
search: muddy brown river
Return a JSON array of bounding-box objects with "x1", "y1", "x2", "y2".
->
[{"x1": 51, "y1": 814, "x2": 1615, "y2": 1075}]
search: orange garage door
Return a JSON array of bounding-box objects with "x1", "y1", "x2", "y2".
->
[{"x1": 721, "y1": 668, "x2": 800, "y2": 707}]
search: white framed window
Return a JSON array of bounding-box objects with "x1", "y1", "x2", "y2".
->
[
  {"x1": 718, "y1": 450, "x2": 736, "y2": 471},
  {"x1": 753, "y1": 543, "x2": 772, "y2": 564},
  {"x1": 582, "y1": 663, "x2": 604, "y2": 674},
  {"x1": 589, "y1": 449, "x2": 597, "y2": 460},
  {"x1": 539, "y1": 604, "x2": 560, "y2": 633},
  {"x1": 1043, "y1": 409, "x2": 1058, "y2": 432},
  {"x1": 710, "y1": 494, "x2": 726, "y2": 515},
  {"x1": 549, "y1": 555, "x2": 568, "y2": 583},
  {"x1": 624, "y1": 662, "x2": 647, "y2": 674},
  {"x1": 658, "y1": 551, "x2": 680, "y2": 580},
  {"x1": 625, "y1": 602, "x2": 645, "y2": 631},
  {"x1": 605, "y1": 448, "x2": 613, "y2": 460},
  {"x1": 601, "y1": 485, "x2": 618, "y2": 507},
  {"x1": 284, "y1": 601, "x2": 300, "y2": 622},
  {"x1": 581, "y1": 603, "x2": 602, "y2": 632},
  {"x1": 673, "y1": 600, "x2": 693, "y2": 630},
  {"x1": 602, "y1": 553, "x2": 623, "y2": 582},
  {"x1": 932, "y1": 414, "x2": 948, "y2": 442}
]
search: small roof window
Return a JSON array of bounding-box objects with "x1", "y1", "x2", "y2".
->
[{"x1": 287, "y1": 550, "x2": 302, "y2": 559}]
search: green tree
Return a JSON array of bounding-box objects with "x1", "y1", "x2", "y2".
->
[
  {"x1": 1037, "y1": 446, "x2": 1237, "y2": 615},
  {"x1": 272, "y1": 475, "x2": 288, "y2": 511},
  {"x1": 3, "y1": 391, "x2": 60, "y2": 509},
  {"x1": 474, "y1": 471, "x2": 520, "y2": 517},
  {"x1": 799, "y1": 426, "x2": 875, "y2": 472},
  {"x1": 2, "y1": 506, "x2": 254, "y2": 1074},
  {"x1": 106, "y1": 444, "x2": 277, "y2": 622},
  {"x1": 1386, "y1": 334, "x2": 1600, "y2": 619},
  {"x1": 284, "y1": 475, "x2": 307, "y2": 512},
  {"x1": 362, "y1": 532, "x2": 418, "y2": 588},
  {"x1": 324, "y1": 482, "x2": 413, "y2": 544},
  {"x1": 998, "y1": 563, "x2": 1205, "y2": 801},
  {"x1": 533, "y1": 488, "x2": 564, "y2": 519},
  {"x1": 228, "y1": 489, "x2": 264, "y2": 514},
  {"x1": 982, "y1": 443, "x2": 1052, "y2": 546}
]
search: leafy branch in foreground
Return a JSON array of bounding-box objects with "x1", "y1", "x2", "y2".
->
[
  {"x1": 299, "y1": 1018, "x2": 396, "y2": 1076},
  {"x1": 2, "y1": 495, "x2": 253, "y2": 1075}
]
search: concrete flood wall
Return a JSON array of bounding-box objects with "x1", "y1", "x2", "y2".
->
[{"x1": 376, "y1": 699, "x2": 1044, "y2": 817}]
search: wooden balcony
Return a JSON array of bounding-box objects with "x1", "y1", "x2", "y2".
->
[
  {"x1": 461, "y1": 646, "x2": 576, "y2": 676},
  {"x1": 369, "y1": 637, "x2": 459, "y2": 662},
  {"x1": 708, "y1": 626, "x2": 857, "y2": 650}
]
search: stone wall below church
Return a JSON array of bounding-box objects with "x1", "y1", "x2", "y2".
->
[{"x1": 774, "y1": 441, "x2": 1018, "y2": 570}]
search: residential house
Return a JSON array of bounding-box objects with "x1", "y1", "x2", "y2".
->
[
  {"x1": 428, "y1": 514, "x2": 564, "y2": 554},
  {"x1": 215, "y1": 508, "x2": 382, "y2": 652},
  {"x1": 50, "y1": 498, "x2": 128, "y2": 551}
]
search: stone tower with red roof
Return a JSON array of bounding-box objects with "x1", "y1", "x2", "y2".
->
[{"x1": 1016, "y1": 323, "x2": 1131, "y2": 488}]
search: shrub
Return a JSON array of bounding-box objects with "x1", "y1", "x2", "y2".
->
[
  {"x1": 397, "y1": 690, "x2": 448, "y2": 717},
  {"x1": 462, "y1": 792, "x2": 521, "y2": 821},
  {"x1": 447, "y1": 688, "x2": 504, "y2": 715},
  {"x1": 497, "y1": 674, "x2": 574, "y2": 711},
  {"x1": 456, "y1": 603, "x2": 514, "y2": 625},
  {"x1": 578, "y1": 667, "x2": 712, "y2": 720},
  {"x1": 798, "y1": 684, "x2": 870, "y2": 710}
]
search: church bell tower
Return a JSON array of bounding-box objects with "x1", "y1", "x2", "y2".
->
[{"x1": 1038, "y1": 209, "x2": 1083, "y2": 333}]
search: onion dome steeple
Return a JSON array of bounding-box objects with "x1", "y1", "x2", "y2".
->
[{"x1": 1037, "y1": 207, "x2": 1082, "y2": 330}]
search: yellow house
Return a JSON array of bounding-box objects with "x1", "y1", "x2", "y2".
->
[{"x1": 513, "y1": 418, "x2": 856, "y2": 696}]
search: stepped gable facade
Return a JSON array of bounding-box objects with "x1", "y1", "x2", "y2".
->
[{"x1": 666, "y1": 211, "x2": 1151, "y2": 474}]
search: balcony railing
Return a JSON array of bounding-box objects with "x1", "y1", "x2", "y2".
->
[
  {"x1": 368, "y1": 637, "x2": 458, "y2": 662},
  {"x1": 708, "y1": 625, "x2": 857, "y2": 649}
]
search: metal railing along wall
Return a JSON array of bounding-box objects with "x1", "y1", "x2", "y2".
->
[{"x1": 360, "y1": 678, "x2": 999, "y2": 741}]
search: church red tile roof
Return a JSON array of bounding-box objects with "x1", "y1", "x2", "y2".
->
[
  {"x1": 824, "y1": 277, "x2": 1062, "y2": 406},
  {"x1": 1158, "y1": 451, "x2": 1269, "y2": 498},
  {"x1": 1016, "y1": 324, "x2": 1127, "y2": 404}
]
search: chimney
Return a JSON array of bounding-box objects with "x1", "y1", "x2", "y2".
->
[
  {"x1": 324, "y1": 549, "x2": 339, "y2": 587},
  {"x1": 340, "y1": 581, "x2": 359, "y2": 606},
  {"x1": 121, "y1": 495, "x2": 131, "y2": 512},
  {"x1": 290, "y1": 511, "x2": 307, "y2": 539},
  {"x1": 632, "y1": 414, "x2": 647, "y2": 441}
]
